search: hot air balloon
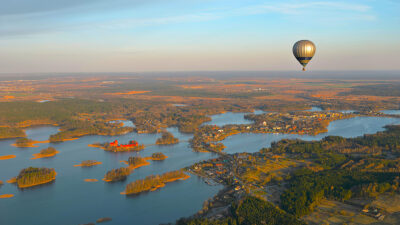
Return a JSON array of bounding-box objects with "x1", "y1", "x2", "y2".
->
[{"x1": 293, "y1": 40, "x2": 316, "y2": 71}]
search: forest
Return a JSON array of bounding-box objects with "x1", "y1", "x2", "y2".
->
[
  {"x1": 176, "y1": 196, "x2": 305, "y2": 225},
  {"x1": 280, "y1": 169, "x2": 400, "y2": 217},
  {"x1": 0, "y1": 127, "x2": 25, "y2": 139}
]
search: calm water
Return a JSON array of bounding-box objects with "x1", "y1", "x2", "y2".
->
[
  {"x1": 306, "y1": 106, "x2": 324, "y2": 112},
  {"x1": 1, "y1": 114, "x2": 400, "y2": 225},
  {"x1": 381, "y1": 110, "x2": 400, "y2": 115}
]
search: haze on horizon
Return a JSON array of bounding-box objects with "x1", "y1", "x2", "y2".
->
[{"x1": 0, "y1": 0, "x2": 399, "y2": 73}]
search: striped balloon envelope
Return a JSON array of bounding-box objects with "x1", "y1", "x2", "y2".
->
[{"x1": 293, "y1": 40, "x2": 316, "y2": 71}]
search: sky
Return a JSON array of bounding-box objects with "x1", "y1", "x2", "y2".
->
[{"x1": 0, "y1": 0, "x2": 399, "y2": 73}]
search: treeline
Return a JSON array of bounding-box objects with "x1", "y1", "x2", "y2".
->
[
  {"x1": 39, "y1": 147, "x2": 57, "y2": 155},
  {"x1": 78, "y1": 160, "x2": 101, "y2": 167},
  {"x1": 280, "y1": 169, "x2": 400, "y2": 217},
  {"x1": 124, "y1": 170, "x2": 188, "y2": 195},
  {"x1": 0, "y1": 127, "x2": 25, "y2": 139},
  {"x1": 104, "y1": 168, "x2": 131, "y2": 182},
  {"x1": 49, "y1": 120, "x2": 133, "y2": 142},
  {"x1": 128, "y1": 156, "x2": 148, "y2": 167},
  {"x1": 15, "y1": 167, "x2": 56, "y2": 188},
  {"x1": 0, "y1": 99, "x2": 114, "y2": 125},
  {"x1": 156, "y1": 131, "x2": 179, "y2": 145},
  {"x1": 176, "y1": 196, "x2": 305, "y2": 225}
]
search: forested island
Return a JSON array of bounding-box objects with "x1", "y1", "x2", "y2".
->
[
  {"x1": 14, "y1": 137, "x2": 36, "y2": 147},
  {"x1": 150, "y1": 152, "x2": 168, "y2": 160},
  {"x1": 103, "y1": 168, "x2": 131, "y2": 182},
  {"x1": 74, "y1": 160, "x2": 102, "y2": 167},
  {"x1": 156, "y1": 131, "x2": 179, "y2": 145},
  {"x1": 31, "y1": 147, "x2": 59, "y2": 159},
  {"x1": 122, "y1": 170, "x2": 189, "y2": 195},
  {"x1": 92, "y1": 140, "x2": 145, "y2": 152},
  {"x1": 10, "y1": 167, "x2": 56, "y2": 188}
]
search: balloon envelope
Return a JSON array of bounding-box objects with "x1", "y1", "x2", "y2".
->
[{"x1": 293, "y1": 40, "x2": 316, "y2": 71}]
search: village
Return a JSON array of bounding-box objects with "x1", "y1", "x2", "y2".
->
[{"x1": 191, "y1": 111, "x2": 354, "y2": 153}]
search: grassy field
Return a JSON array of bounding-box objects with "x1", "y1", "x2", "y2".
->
[{"x1": 302, "y1": 194, "x2": 400, "y2": 225}]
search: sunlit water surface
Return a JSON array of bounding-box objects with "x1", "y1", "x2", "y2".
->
[{"x1": 1, "y1": 113, "x2": 400, "y2": 225}]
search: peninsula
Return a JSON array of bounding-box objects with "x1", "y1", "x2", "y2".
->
[
  {"x1": 156, "y1": 131, "x2": 179, "y2": 145},
  {"x1": 122, "y1": 170, "x2": 189, "y2": 195}
]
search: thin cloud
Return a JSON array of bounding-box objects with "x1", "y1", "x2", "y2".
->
[
  {"x1": 239, "y1": 1, "x2": 372, "y2": 15},
  {"x1": 0, "y1": 1, "x2": 377, "y2": 37}
]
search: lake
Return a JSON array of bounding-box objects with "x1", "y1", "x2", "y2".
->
[{"x1": 1, "y1": 113, "x2": 400, "y2": 225}]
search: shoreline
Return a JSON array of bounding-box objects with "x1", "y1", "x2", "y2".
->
[
  {"x1": 18, "y1": 177, "x2": 56, "y2": 188},
  {"x1": 120, "y1": 160, "x2": 151, "y2": 170},
  {"x1": 121, "y1": 173, "x2": 190, "y2": 195}
]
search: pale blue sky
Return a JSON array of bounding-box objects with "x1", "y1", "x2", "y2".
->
[{"x1": 0, "y1": 0, "x2": 399, "y2": 73}]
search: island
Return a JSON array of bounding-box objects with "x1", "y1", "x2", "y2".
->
[
  {"x1": 149, "y1": 152, "x2": 168, "y2": 161},
  {"x1": 0, "y1": 194, "x2": 14, "y2": 199},
  {"x1": 0, "y1": 155, "x2": 16, "y2": 160},
  {"x1": 91, "y1": 140, "x2": 145, "y2": 152},
  {"x1": 13, "y1": 137, "x2": 36, "y2": 147},
  {"x1": 155, "y1": 131, "x2": 179, "y2": 145},
  {"x1": 96, "y1": 217, "x2": 112, "y2": 223},
  {"x1": 31, "y1": 147, "x2": 59, "y2": 159},
  {"x1": 11, "y1": 167, "x2": 56, "y2": 188},
  {"x1": 74, "y1": 160, "x2": 102, "y2": 167},
  {"x1": 103, "y1": 167, "x2": 131, "y2": 182},
  {"x1": 84, "y1": 179, "x2": 98, "y2": 182},
  {"x1": 121, "y1": 170, "x2": 189, "y2": 195}
]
